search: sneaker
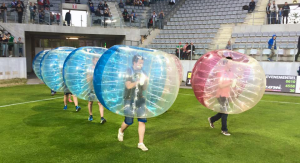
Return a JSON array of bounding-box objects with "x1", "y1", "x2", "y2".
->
[
  {"x1": 138, "y1": 143, "x2": 148, "y2": 151},
  {"x1": 221, "y1": 131, "x2": 231, "y2": 136},
  {"x1": 51, "y1": 91, "x2": 56, "y2": 96},
  {"x1": 68, "y1": 99, "x2": 73, "y2": 103},
  {"x1": 100, "y1": 118, "x2": 106, "y2": 124},
  {"x1": 88, "y1": 115, "x2": 93, "y2": 121},
  {"x1": 75, "y1": 106, "x2": 81, "y2": 112},
  {"x1": 208, "y1": 117, "x2": 214, "y2": 128},
  {"x1": 63, "y1": 105, "x2": 67, "y2": 110},
  {"x1": 267, "y1": 58, "x2": 272, "y2": 61},
  {"x1": 118, "y1": 128, "x2": 124, "y2": 142}
]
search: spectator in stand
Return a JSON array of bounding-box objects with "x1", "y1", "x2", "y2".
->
[
  {"x1": 278, "y1": 8, "x2": 282, "y2": 24},
  {"x1": 182, "y1": 42, "x2": 188, "y2": 60},
  {"x1": 88, "y1": 0, "x2": 93, "y2": 6},
  {"x1": 17, "y1": 0, "x2": 25, "y2": 8},
  {"x1": 126, "y1": 0, "x2": 131, "y2": 5},
  {"x1": 2, "y1": 32, "x2": 8, "y2": 57},
  {"x1": 43, "y1": 0, "x2": 50, "y2": 9},
  {"x1": 130, "y1": 10, "x2": 136, "y2": 22},
  {"x1": 98, "y1": 2, "x2": 104, "y2": 11},
  {"x1": 122, "y1": 9, "x2": 130, "y2": 22},
  {"x1": 17, "y1": 37, "x2": 23, "y2": 57},
  {"x1": 56, "y1": 13, "x2": 60, "y2": 25},
  {"x1": 40, "y1": 8, "x2": 45, "y2": 22},
  {"x1": 158, "y1": 10, "x2": 164, "y2": 29},
  {"x1": 282, "y1": 2, "x2": 290, "y2": 24},
  {"x1": 90, "y1": 3, "x2": 95, "y2": 13},
  {"x1": 266, "y1": 3, "x2": 271, "y2": 24},
  {"x1": 248, "y1": 0, "x2": 255, "y2": 13},
  {"x1": 151, "y1": 11, "x2": 157, "y2": 27},
  {"x1": 29, "y1": 2, "x2": 36, "y2": 23},
  {"x1": 11, "y1": 0, "x2": 17, "y2": 8},
  {"x1": 103, "y1": 8, "x2": 110, "y2": 27},
  {"x1": 0, "y1": 3, "x2": 7, "y2": 23},
  {"x1": 144, "y1": 0, "x2": 149, "y2": 7},
  {"x1": 94, "y1": 8, "x2": 102, "y2": 25},
  {"x1": 225, "y1": 41, "x2": 232, "y2": 50},
  {"x1": 175, "y1": 43, "x2": 183, "y2": 59},
  {"x1": 104, "y1": 1, "x2": 108, "y2": 10},
  {"x1": 295, "y1": 36, "x2": 300, "y2": 61},
  {"x1": 16, "y1": 3, "x2": 23, "y2": 23},
  {"x1": 38, "y1": 0, "x2": 43, "y2": 10},
  {"x1": 65, "y1": 10, "x2": 71, "y2": 26},
  {"x1": 267, "y1": 34, "x2": 277, "y2": 61},
  {"x1": 270, "y1": 1, "x2": 278, "y2": 24},
  {"x1": 139, "y1": 0, "x2": 143, "y2": 6},
  {"x1": 50, "y1": 12, "x2": 54, "y2": 25},
  {"x1": 186, "y1": 42, "x2": 195, "y2": 60},
  {"x1": 169, "y1": 0, "x2": 175, "y2": 5},
  {"x1": 133, "y1": 0, "x2": 138, "y2": 6},
  {"x1": 119, "y1": 0, "x2": 124, "y2": 8},
  {"x1": 7, "y1": 33, "x2": 14, "y2": 57}
]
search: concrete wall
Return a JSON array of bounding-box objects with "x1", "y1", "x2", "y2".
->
[
  {"x1": 0, "y1": 58, "x2": 27, "y2": 79},
  {"x1": 232, "y1": 24, "x2": 300, "y2": 33},
  {"x1": 180, "y1": 60, "x2": 300, "y2": 81}
]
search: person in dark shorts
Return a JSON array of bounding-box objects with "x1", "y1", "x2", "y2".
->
[
  {"x1": 117, "y1": 54, "x2": 149, "y2": 151},
  {"x1": 63, "y1": 89, "x2": 81, "y2": 112}
]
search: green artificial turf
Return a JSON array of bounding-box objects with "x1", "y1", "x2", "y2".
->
[{"x1": 0, "y1": 85, "x2": 299, "y2": 163}]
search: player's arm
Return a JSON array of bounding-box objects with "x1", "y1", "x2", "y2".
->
[{"x1": 125, "y1": 80, "x2": 138, "y2": 89}]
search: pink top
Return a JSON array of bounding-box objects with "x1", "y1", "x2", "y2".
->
[{"x1": 216, "y1": 70, "x2": 233, "y2": 97}]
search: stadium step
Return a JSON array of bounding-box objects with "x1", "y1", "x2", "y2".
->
[
  {"x1": 141, "y1": 29, "x2": 161, "y2": 48},
  {"x1": 244, "y1": 0, "x2": 269, "y2": 25}
]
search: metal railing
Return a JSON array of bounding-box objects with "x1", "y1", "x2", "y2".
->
[{"x1": 0, "y1": 43, "x2": 25, "y2": 57}]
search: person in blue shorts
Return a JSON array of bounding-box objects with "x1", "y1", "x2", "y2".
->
[{"x1": 117, "y1": 54, "x2": 149, "y2": 151}]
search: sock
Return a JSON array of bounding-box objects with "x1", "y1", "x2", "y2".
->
[
  {"x1": 138, "y1": 143, "x2": 144, "y2": 146},
  {"x1": 101, "y1": 117, "x2": 104, "y2": 120}
]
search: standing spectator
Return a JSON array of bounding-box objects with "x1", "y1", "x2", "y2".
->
[
  {"x1": 225, "y1": 41, "x2": 232, "y2": 50},
  {"x1": 50, "y1": 12, "x2": 54, "y2": 25},
  {"x1": 186, "y1": 42, "x2": 195, "y2": 60},
  {"x1": 282, "y1": 2, "x2": 290, "y2": 24},
  {"x1": 119, "y1": 0, "x2": 124, "y2": 8},
  {"x1": 144, "y1": 0, "x2": 149, "y2": 6},
  {"x1": 29, "y1": 2, "x2": 36, "y2": 23},
  {"x1": 39, "y1": 8, "x2": 45, "y2": 23},
  {"x1": 0, "y1": 3, "x2": 7, "y2": 23},
  {"x1": 278, "y1": 8, "x2": 282, "y2": 24},
  {"x1": 266, "y1": 3, "x2": 271, "y2": 24},
  {"x1": 1, "y1": 33, "x2": 8, "y2": 57},
  {"x1": 89, "y1": 3, "x2": 95, "y2": 13},
  {"x1": 125, "y1": 0, "x2": 131, "y2": 5},
  {"x1": 295, "y1": 36, "x2": 300, "y2": 61},
  {"x1": 11, "y1": 0, "x2": 17, "y2": 8},
  {"x1": 16, "y1": 3, "x2": 23, "y2": 23},
  {"x1": 169, "y1": 0, "x2": 175, "y2": 5},
  {"x1": 151, "y1": 11, "x2": 157, "y2": 27},
  {"x1": 17, "y1": 0, "x2": 25, "y2": 8},
  {"x1": 17, "y1": 37, "x2": 23, "y2": 57},
  {"x1": 175, "y1": 43, "x2": 183, "y2": 59},
  {"x1": 248, "y1": 0, "x2": 255, "y2": 13},
  {"x1": 65, "y1": 10, "x2": 71, "y2": 26},
  {"x1": 122, "y1": 9, "x2": 129, "y2": 22},
  {"x1": 103, "y1": 8, "x2": 110, "y2": 27},
  {"x1": 8, "y1": 33, "x2": 14, "y2": 57},
  {"x1": 98, "y1": 2, "x2": 104, "y2": 11},
  {"x1": 267, "y1": 35, "x2": 277, "y2": 61},
  {"x1": 38, "y1": 0, "x2": 43, "y2": 10},
  {"x1": 270, "y1": 1, "x2": 278, "y2": 24},
  {"x1": 130, "y1": 10, "x2": 136, "y2": 22},
  {"x1": 182, "y1": 42, "x2": 188, "y2": 60},
  {"x1": 158, "y1": 10, "x2": 164, "y2": 29},
  {"x1": 104, "y1": 1, "x2": 108, "y2": 10},
  {"x1": 56, "y1": 13, "x2": 60, "y2": 25}
]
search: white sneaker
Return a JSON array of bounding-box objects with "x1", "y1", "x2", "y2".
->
[
  {"x1": 9, "y1": 55, "x2": 12, "y2": 57},
  {"x1": 118, "y1": 128, "x2": 124, "y2": 142},
  {"x1": 138, "y1": 143, "x2": 148, "y2": 151},
  {"x1": 221, "y1": 131, "x2": 231, "y2": 136}
]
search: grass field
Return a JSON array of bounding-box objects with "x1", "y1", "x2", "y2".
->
[{"x1": 0, "y1": 84, "x2": 300, "y2": 163}]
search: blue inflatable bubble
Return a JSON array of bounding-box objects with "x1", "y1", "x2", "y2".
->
[
  {"x1": 93, "y1": 45, "x2": 180, "y2": 118},
  {"x1": 40, "y1": 47, "x2": 76, "y2": 92},
  {"x1": 63, "y1": 47, "x2": 107, "y2": 101},
  {"x1": 32, "y1": 50, "x2": 49, "y2": 81}
]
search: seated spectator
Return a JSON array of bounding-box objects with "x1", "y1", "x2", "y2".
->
[
  {"x1": 125, "y1": 0, "x2": 131, "y2": 5},
  {"x1": 248, "y1": 0, "x2": 255, "y2": 13},
  {"x1": 133, "y1": 0, "x2": 139, "y2": 6},
  {"x1": 143, "y1": 0, "x2": 149, "y2": 6},
  {"x1": 56, "y1": 13, "x2": 60, "y2": 25},
  {"x1": 182, "y1": 43, "x2": 188, "y2": 60},
  {"x1": 119, "y1": 0, "x2": 124, "y2": 8},
  {"x1": 98, "y1": 2, "x2": 104, "y2": 11},
  {"x1": 43, "y1": 0, "x2": 50, "y2": 9},
  {"x1": 130, "y1": 10, "x2": 136, "y2": 22},
  {"x1": 186, "y1": 42, "x2": 195, "y2": 59},
  {"x1": 104, "y1": 1, "x2": 108, "y2": 10},
  {"x1": 122, "y1": 9, "x2": 129, "y2": 22},
  {"x1": 95, "y1": 8, "x2": 102, "y2": 16},
  {"x1": 88, "y1": 0, "x2": 93, "y2": 6},
  {"x1": 11, "y1": 0, "x2": 17, "y2": 8},
  {"x1": 225, "y1": 41, "x2": 232, "y2": 50},
  {"x1": 169, "y1": 0, "x2": 175, "y2": 5},
  {"x1": 103, "y1": 8, "x2": 110, "y2": 27},
  {"x1": 90, "y1": 3, "x2": 95, "y2": 13},
  {"x1": 139, "y1": 0, "x2": 143, "y2": 6},
  {"x1": 175, "y1": 43, "x2": 183, "y2": 59}
]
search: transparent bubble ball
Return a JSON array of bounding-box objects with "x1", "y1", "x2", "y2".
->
[
  {"x1": 93, "y1": 45, "x2": 180, "y2": 118},
  {"x1": 40, "y1": 47, "x2": 76, "y2": 92},
  {"x1": 63, "y1": 47, "x2": 107, "y2": 101},
  {"x1": 191, "y1": 50, "x2": 266, "y2": 114},
  {"x1": 32, "y1": 50, "x2": 49, "y2": 81}
]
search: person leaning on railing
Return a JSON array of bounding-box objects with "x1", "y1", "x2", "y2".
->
[
  {"x1": 1, "y1": 33, "x2": 9, "y2": 57},
  {"x1": 15, "y1": 3, "x2": 24, "y2": 23},
  {"x1": 0, "y1": 3, "x2": 7, "y2": 23}
]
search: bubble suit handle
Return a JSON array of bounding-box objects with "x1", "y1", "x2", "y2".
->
[
  {"x1": 40, "y1": 47, "x2": 76, "y2": 92},
  {"x1": 93, "y1": 45, "x2": 180, "y2": 118},
  {"x1": 191, "y1": 50, "x2": 266, "y2": 114},
  {"x1": 63, "y1": 47, "x2": 107, "y2": 101}
]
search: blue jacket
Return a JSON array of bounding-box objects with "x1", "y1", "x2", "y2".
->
[{"x1": 268, "y1": 35, "x2": 277, "y2": 49}]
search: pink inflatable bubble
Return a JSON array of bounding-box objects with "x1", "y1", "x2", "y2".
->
[{"x1": 191, "y1": 50, "x2": 266, "y2": 114}]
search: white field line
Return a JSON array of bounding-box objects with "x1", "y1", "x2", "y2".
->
[
  {"x1": 178, "y1": 93, "x2": 300, "y2": 105},
  {"x1": 0, "y1": 97, "x2": 62, "y2": 108}
]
